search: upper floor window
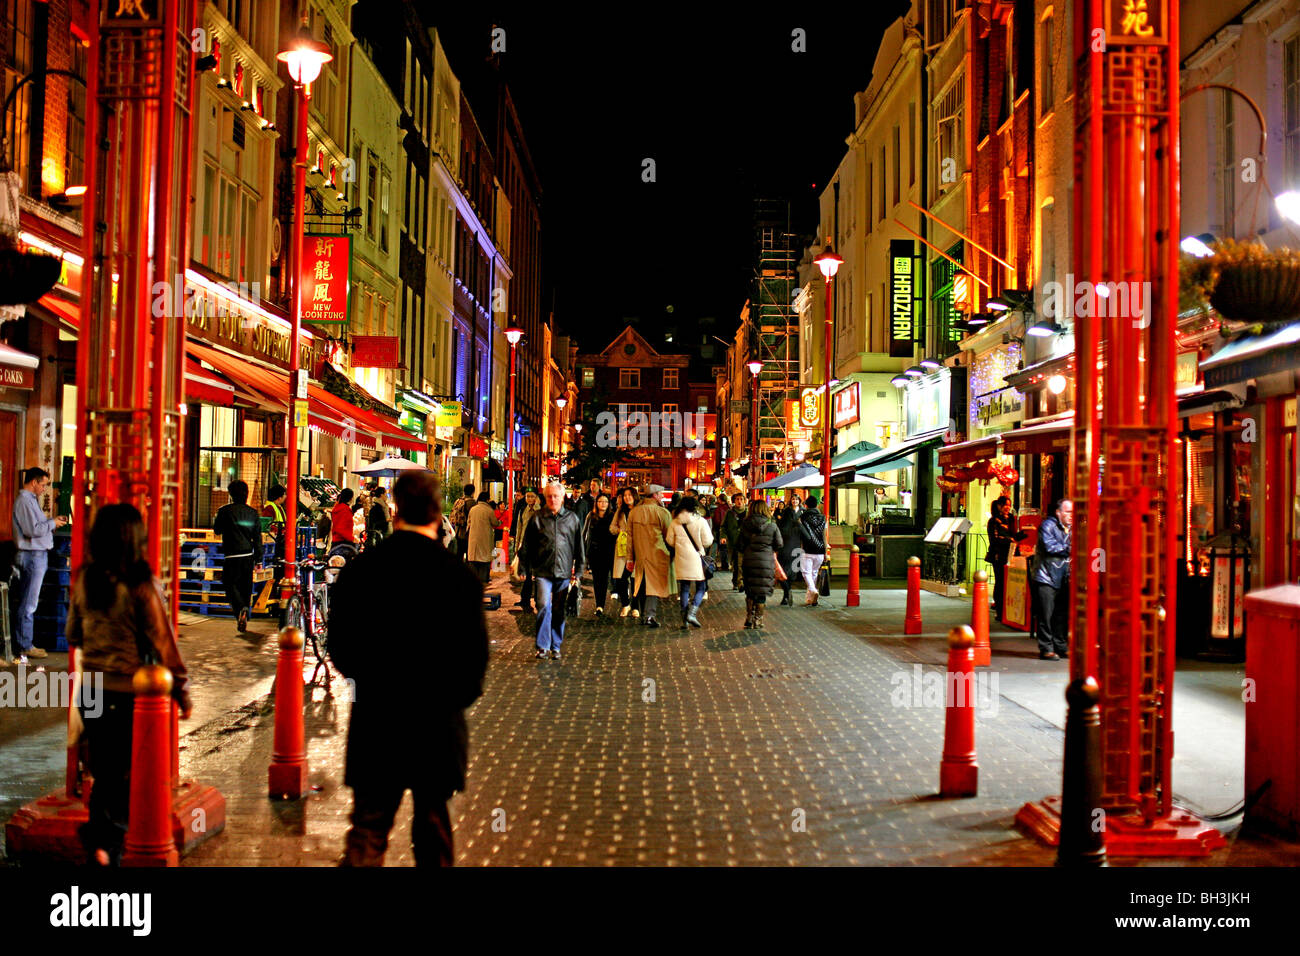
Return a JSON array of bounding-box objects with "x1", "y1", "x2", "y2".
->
[
  {"x1": 663, "y1": 368, "x2": 679, "y2": 389},
  {"x1": 1040, "y1": 12, "x2": 1055, "y2": 117},
  {"x1": 1286, "y1": 34, "x2": 1300, "y2": 189},
  {"x1": 619, "y1": 368, "x2": 640, "y2": 389},
  {"x1": 581, "y1": 367, "x2": 594, "y2": 388}
]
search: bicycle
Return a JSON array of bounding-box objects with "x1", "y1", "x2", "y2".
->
[{"x1": 282, "y1": 556, "x2": 334, "y2": 681}]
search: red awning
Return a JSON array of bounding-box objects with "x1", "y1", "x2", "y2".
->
[
  {"x1": 184, "y1": 358, "x2": 236, "y2": 405},
  {"x1": 1000, "y1": 420, "x2": 1072, "y2": 457},
  {"x1": 34, "y1": 293, "x2": 81, "y2": 331},
  {"x1": 308, "y1": 384, "x2": 425, "y2": 454},
  {"x1": 938, "y1": 437, "x2": 1000, "y2": 467}
]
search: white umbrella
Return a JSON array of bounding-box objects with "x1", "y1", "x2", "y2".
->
[{"x1": 351, "y1": 456, "x2": 429, "y2": 478}]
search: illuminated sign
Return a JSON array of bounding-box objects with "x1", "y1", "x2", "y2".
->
[
  {"x1": 435, "y1": 401, "x2": 462, "y2": 428},
  {"x1": 890, "y1": 239, "x2": 916, "y2": 358},
  {"x1": 832, "y1": 382, "x2": 860, "y2": 429},
  {"x1": 1105, "y1": 0, "x2": 1165, "y2": 44},
  {"x1": 353, "y1": 335, "x2": 401, "y2": 368},
  {"x1": 301, "y1": 235, "x2": 350, "y2": 324},
  {"x1": 785, "y1": 399, "x2": 813, "y2": 441},
  {"x1": 798, "y1": 387, "x2": 823, "y2": 429}
]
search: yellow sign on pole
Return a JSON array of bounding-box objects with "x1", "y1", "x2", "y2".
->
[{"x1": 293, "y1": 399, "x2": 309, "y2": 428}]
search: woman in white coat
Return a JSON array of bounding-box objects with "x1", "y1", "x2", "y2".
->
[{"x1": 665, "y1": 497, "x2": 714, "y2": 629}]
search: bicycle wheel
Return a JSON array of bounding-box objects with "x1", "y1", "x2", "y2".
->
[
  {"x1": 311, "y1": 583, "x2": 329, "y2": 659},
  {"x1": 284, "y1": 594, "x2": 305, "y2": 632}
]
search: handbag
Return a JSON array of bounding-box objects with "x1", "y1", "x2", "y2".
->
[
  {"x1": 616, "y1": 530, "x2": 629, "y2": 558},
  {"x1": 682, "y1": 523, "x2": 715, "y2": 580},
  {"x1": 817, "y1": 562, "x2": 831, "y2": 596},
  {"x1": 566, "y1": 582, "x2": 582, "y2": 616},
  {"x1": 774, "y1": 554, "x2": 788, "y2": 582}
]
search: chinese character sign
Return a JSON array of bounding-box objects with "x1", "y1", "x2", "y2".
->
[
  {"x1": 798, "y1": 387, "x2": 822, "y2": 429},
  {"x1": 889, "y1": 239, "x2": 916, "y2": 358},
  {"x1": 1105, "y1": 0, "x2": 1164, "y2": 44},
  {"x1": 301, "y1": 235, "x2": 349, "y2": 324}
]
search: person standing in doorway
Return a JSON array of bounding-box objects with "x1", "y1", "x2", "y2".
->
[
  {"x1": 1030, "y1": 498, "x2": 1073, "y2": 660},
  {"x1": 986, "y1": 496, "x2": 1025, "y2": 623},
  {"x1": 213, "y1": 479, "x2": 261, "y2": 633},
  {"x1": 10, "y1": 467, "x2": 69, "y2": 662}
]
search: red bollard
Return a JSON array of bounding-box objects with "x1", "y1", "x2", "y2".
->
[
  {"x1": 122, "y1": 664, "x2": 179, "y2": 867},
  {"x1": 971, "y1": 570, "x2": 991, "y2": 667},
  {"x1": 904, "y1": 555, "x2": 922, "y2": 634},
  {"x1": 940, "y1": 625, "x2": 979, "y2": 797},
  {"x1": 846, "y1": 544, "x2": 861, "y2": 607},
  {"x1": 268, "y1": 627, "x2": 307, "y2": 799}
]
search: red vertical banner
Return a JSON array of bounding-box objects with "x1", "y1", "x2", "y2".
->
[{"x1": 301, "y1": 235, "x2": 350, "y2": 324}]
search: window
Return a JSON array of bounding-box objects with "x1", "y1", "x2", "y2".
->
[
  {"x1": 619, "y1": 368, "x2": 640, "y2": 389},
  {"x1": 581, "y1": 367, "x2": 594, "y2": 388},
  {"x1": 891, "y1": 126, "x2": 901, "y2": 207},
  {"x1": 380, "y1": 168, "x2": 391, "y2": 253},
  {"x1": 662, "y1": 404, "x2": 678, "y2": 416},
  {"x1": 1215, "y1": 85, "x2": 1236, "y2": 236},
  {"x1": 865, "y1": 162, "x2": 873, "y2": 230},
  {"x1": 663, "y1": 368, "x2": 679, "y2": 389},
  {"x1": 1040, "y1": 13, "x2": 1055, "y2": 116},
  {"x1": 877, "y1": 146, "x2": 886, "y2": 222},
  {"x1": 1286, "y1": 34, "x2": 1300, "y2": 188},
  {"x1": 366, "y1": 155, "x2": 378, "y2": 240},
  {"x1": 908, "y1": 102, "x2": 915, "y2": 187},
  {"x1": 933, "y1": 78, "x2": 964, "y2": 201},
  {"x1": 65, "y1": 39, "x2": 88, "y2": 193}
]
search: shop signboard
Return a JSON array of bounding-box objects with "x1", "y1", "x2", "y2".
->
[
  {"x1": 833, "y1": 382, "x2": 860, "y2": 428},
  {"x1": 1002, "y1": 557, "x2": 1031, "y2": 630},
  {"x1": 905, "y1": 370, "x2": 951, "y2": 438},
  {"x1": 435, "y1": 401, "x2": 462, "y2": 427},
  {"x1": 1210, "y1": 555, "x2": 1246, "y2": 638},
  {"x1": 352, "y1": 335, "x2": 400, "y2": 368},
  {"x1": 301, "y1": 235, "x2": 350, "y2": 324},
  {"x1": 889, "y1": 239, "x2": 917, "y2": 358},
  {"x1": 1104, "y1": 0, "x2": 1165, "y2": 44},
  {"x1": 798, "y1": 387, "x2": 822, "y2": 429},
  {"x1": 973, "y1": 386, "x2": 1024, "y2": 429},
  {"x1": 785, "y1": 399, "x2": 813, "y2": 441},
  {"x1": 467, "y1": 435, "x2": 488, "y2": 459}
]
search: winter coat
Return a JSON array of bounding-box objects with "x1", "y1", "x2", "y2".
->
[
  {"x1": 665, "y1": 512, "x2": 714, "y2": 582},
  {"x1": 328, "y1": 531, "x2": 489, "y2": 794},
  {"x1": 776, "y1": 508, "x2": 803, "y2": 577},
  {"x1": 584, "y1": 509, "x2": 616, "y2": 572},
  {"x1": 627, "y1": 499, "x2": 674, "y2": 598},
  {"x1": 738, "y1": 515, "x2": 783, "y2": 597},
  {"x1": 573, "y1": 493, "x2": 596, "y2": 527},
  {"x1": 512, "y1": 502, "x2": 539, "y2": 542},
  {"x1": 798, "y1": 509, "x2": 827, "y2": 555},
  {"x1": 711, "y1": 500, "x2": 729, "y2": 533},
  {"x1": 467, "y1": 501, "x2": 499, "y2": 563},
  {"x1": 986, "y1": 511, "x2": 1022, "y2": 566},
  {"x1": 1030, "y1": 515, "x2": 1071, "y2": 588},
  {"x1": 521, "y1": 506, "x2": 586, "y2": 579},
  {"x1": 720, "y1": 508, "x2": 743, "y2": 550},
  {"x1": 609, "y1": 506, "x2": 635, "y2": 578}
]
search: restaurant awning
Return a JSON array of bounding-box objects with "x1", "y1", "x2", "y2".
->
[
  {"x1": 937, "y1": 436, "x2": 999, "y2": 467},
  {"x1": 753, "y1": 463, "x2": 821, "y2": 490},
  {"x1": 184, "y1": 358, "x2": 236, "y2": 405},
  {"x1": 1200, "y1": 322, "x2": 1300, "y2": 388},
  {"x1": 831, "y1": 429, "x2": 947, "y2": 477},
  {"x1": 829, "y1": 440, "x2": 882, "y2": 470},
  {"x1": 1177, "y1": 383, "x2": 1247, "y2": 418},
  {"x1": 999, "y1": 418, "x2": 1072, "y2": 457},
  {"x1": 0, "y1": 341, "x2": 40, "y2": 390}
]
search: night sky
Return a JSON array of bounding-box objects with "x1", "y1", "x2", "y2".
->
[{"x1": 422, "y1": 3, "x2": 907, "y2": 353}]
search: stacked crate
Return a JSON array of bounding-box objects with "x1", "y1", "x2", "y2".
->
[{"x1": 34, "y1": 534, "x2": 73, "y2": 651}]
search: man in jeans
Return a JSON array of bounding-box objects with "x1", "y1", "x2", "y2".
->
[
  {"x1": 213, "y1": 479, "x2": 261, "y2": 634},
  {"x1": 11, "y1": 467, "x2": 68, "y2": 662},
  {"x1": 520, "y1": 482, "x2": 585, "y2": 661}
]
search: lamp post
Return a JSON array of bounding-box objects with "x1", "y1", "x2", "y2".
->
[
  {"x1": 747, "y1": 358, "x2": 763, "y2": 498},
  {"x1": 814, "y1": 242, "x2": 843, "y2": 518},
  {"x1": 276, "y1": 24, "x2": 332, "y2": 611},
  {"x1": 504, "y1": 324, "x2": 523, "y2": 553}
]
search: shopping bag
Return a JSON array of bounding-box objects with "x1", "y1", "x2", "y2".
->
[
  {"x1": 774, "y1": 554, "x2": 788, "y2": 581},
  {"x1": 817, "y1": 562, "x2": 831, "y2": 596},
  {"x1": 566, "y1": 583, "x2": 582, "y2": 616}
]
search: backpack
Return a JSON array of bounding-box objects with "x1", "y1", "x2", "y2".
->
[{"x1": 451, "y1": 497, "x2": 471, "y2": 538}]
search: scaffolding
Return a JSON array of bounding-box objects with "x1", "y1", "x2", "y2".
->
[{"x1": 751, "y1": 200, "x2": 801, "y2": 474}]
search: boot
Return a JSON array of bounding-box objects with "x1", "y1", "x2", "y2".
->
[
  {"x1": 754, "y1": 602, "x2": 765, "y2": 629},
  {"x1": 744, "y1": 597, "x2": 755, "y2": 628}
]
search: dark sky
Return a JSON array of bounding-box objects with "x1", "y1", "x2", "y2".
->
[{"x1": 421, "y1": 3, "x2": 906, "y2": 352}]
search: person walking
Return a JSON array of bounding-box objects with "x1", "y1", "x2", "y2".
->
[
  {"x1": 512, "y1": 488, "x2": 541, "y2": 611},
  {"x1": 609, "y1": 487, "x2": 639, "y2": 618},
  {"x1": 330, "y1": 488, "x2": 362, "y2": 549},
  {"x1": 519, "y1": 482, "x2": 585, "y2": 660},
  {"x1": 67, "y1": 503, "x2": 191, "y2": 866},
  {"x1": 1030, "y1": 498, "x2": 1074, "y2": 661},
  {"x1": 465, "y1": 492, "x2": 499, "y2": 585},
  {"x1": 583, "y1": 492, "x2": 616, "y2": 616},
  {"x1": 711, "y1": 495, "x2": 731, "y2": 571},
  {"x1": 797, "y1": 495, "x2": 828, "y2": 606},
  {"x1": 986, "y1": 496, "x2": 1026, "y2": 622},
  {"x1": 213, "y1": 479, "x2": 261, "y2": 633},
  {"x1": 572, "y1": 478, "x2": 600, "y2": 528},
  {"x1": 738, "y1": 500, "x2": 783, "y2": 629},
  {"x1": 10, "y1": 467, "x2": 69, "y2": 662},
  {"x1": 449, "y1": 483, "x2": 475, "y2": 559},
  {"x1": 626, "y1": 486, "x2": 673, "y2": 628},
  {"x1": 665, "y1": 497, "x2": 713, "y2": 629},
  {"x1": 365, "y1": 486, "x2": 391, "y2": 549},
  {"x1": 329, "y1": 471, "x2": 489, "y2": 866},
  {"x1": 721, "y1": 492, "x2": 745, "y2": 591},
  {"x1": 775, "y1": 497, "x2": 804, "y2": 607}
]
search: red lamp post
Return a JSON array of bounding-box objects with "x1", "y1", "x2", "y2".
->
[
  {"x1": 504, "y1": 324, "x2": 523, "y2": 552},
  {"x1": 747, "y1": 358, "x2": 763, "y2": 498},
  {"x1": 813, "y1": 242, "x2": 843, "y2": 518},
  {"x1": 276, "y1": 25, "x2": 333, "y2": 609}
]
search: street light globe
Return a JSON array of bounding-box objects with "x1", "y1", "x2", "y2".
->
[
  {"x1": 1277, "y1": 191, "x2": 1300, "y2": 226},
  {"x1": 504, "y1": 326, "x2": 524, "y2": 346},
  {"x1": 814, "y1": 244, "x2": 843, "y2": 280},
  {"x1": 556, "y1": 397, "x2": 567, "y2": 410},
  {"x1": 747, "y1": 360, "x2": 764, "y2": 376},
  {"x1": 574, "y1": 423, "x2": 582, "y2": 433},
  {"x1": 277, "y1": 25, "x2": 333, "y2": 85},
  {"x1": 1047, "y1": 374, "x2": 1067, "y2": 395}
]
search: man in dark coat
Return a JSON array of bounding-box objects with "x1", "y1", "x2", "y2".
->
[
  {"x1": 775, "y1": 497, "x2": 804, "y2": 606},
  {"x1": 1030, "y1": 498, "x2": 1073, "y2": 660},
  {"x1": 212, "y1": 479, "x2": 261, "y2": 634},
  {"x1": 986, "y1": 496, "x2": 1025, "y2": 621},
  {"x1": 721, "y1": 493, "x2": 746, "y2": 590},
  {"x1": 710, "y1": 495, "x2": 730, "y2": 570},
  {"x1": 520, "y1": 481, "x2": 586, "y2": 659},
  {"x1": 329, "y1": 470, "x2": 489, "y2": 866}
]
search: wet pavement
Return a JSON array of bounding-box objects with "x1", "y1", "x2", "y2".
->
[{"x1": 3, "y1": 574, "x2": 1296, "y2": 866}]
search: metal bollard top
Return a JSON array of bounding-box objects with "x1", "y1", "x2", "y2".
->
[
  {"x1": 133, "y1": 663, "x2": 173, "y2": 697},
  {"x1": 278, "y1": 626, "x2": 305, "y2": 651},
  {"x1": 907, "y1": 555, "x2": 920, "y2": 567},
  {"x1": 947, "y1": 625, "x2": 974, "y2": 648},
  {"x1": 1065, "y1": 676, "x2": 1101, "y2": 708},
  {"x1": 973, "y1": 569, "x2": 987, "y2": 583},
  {"x1": 851, "y1": 544, "x2": 859, "y2": 554}
]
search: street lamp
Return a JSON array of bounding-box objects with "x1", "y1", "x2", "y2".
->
[
  {"x1": 504, "y1": 323, "x2": 523, "y2": 553},
  {"x1": 276, "y1": 23, "x2": 332, "y2": 614},
  {"x1": 813, "y1": 241, "x2": 842, "y2": 519},
  {"x1": 747, "y1": 358, "x2": 763, "y2": 498}
]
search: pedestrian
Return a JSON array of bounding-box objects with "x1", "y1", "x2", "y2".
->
[
  {"x1": 797, "y1": 495, "x2": 828, "y2": 607},
  {"x1": 493, "y1": 499, "x2": 509, "y2": 545},
  {"x1": 626, "y1": 486, "x2": 673, "y2": 628},
  {"x1": 721, "y1": 492, "x2": 745, "y2": 590},
  {"x1": 512, "y1": 488, "x2": 541, "y2": 611},
  {"x1": 711, "y1": 494, "x2": 730, "y2": 570},
  {"x1": 510, "y1": 488, "x2": 528, "y2": 540},
  {"x1": 9, "y1": 466, "x2": 69, "y2": 662},
  {"x1": 583, "y1": 492, "x2": 615, "y2": 616},
  {"x1": 466, "y1": 491, "x2": 499, "y2": 585},
  {"x1": 1030, "y1": 498, "x2": 1073, "y2": 660},
  {"x1": 986, "y1": 496, "x2": 1026, "y2": 622},
  {"x1": 609, "y1": 486, "x2": 639, "y2": 618},
  {"x1": 68, "y1": 503, "x2": 191, "y2": 866},
  {"x1": 573, "y1": 478, "x2": 600, "y2": 527},
  {"x1": 775, "y1": 496, "x2": 803, "y2": 607},
  {"x1": 366, "y1": 486, "x2": 391, "y2": 549},
  {"x1": 520, "y1": 482, "x2": 585, "y2": 660},
  {"x1": 449, "y1": 483, "x2": 475, "y2": 559},
  {"x1": 213, "y1": 479, "x2": 261, "y2": 633},
  {"x1": 665, "y1": 496, "x2": 713, "y2": 629},
  {"x1": 331, "y1": 488, "x2": 362, "y2": 548},
  {"x1": 330, "y1": 470, "x2": 488, "y2": 866},
  {"x1": 738, "y1": 500, "x2": 783, "y2": 629},
  {"x1": 261, "y1": 483, "x2": 288, "y2": 613}
]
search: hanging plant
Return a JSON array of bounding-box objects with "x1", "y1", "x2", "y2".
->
[{"x1": 1200, "y1": 240, "x2": 1300, "y2": 326}]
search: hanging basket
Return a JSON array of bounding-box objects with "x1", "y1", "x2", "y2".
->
[
  {"x1": 1206, "y1": 242, "x2": 1300, "y2": 324},
  {"x1": 0, "y1": 248, "x2": 61, "y2": 306}
]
